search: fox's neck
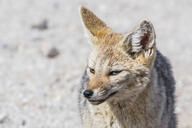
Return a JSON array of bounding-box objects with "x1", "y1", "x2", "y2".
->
[{"x1": 106, "y1": 68, "x2": 163, "y2": 128}]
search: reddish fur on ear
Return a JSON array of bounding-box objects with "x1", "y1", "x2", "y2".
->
[{"x1": 135, "y1": 47, "x2": 156, "y2": 68}]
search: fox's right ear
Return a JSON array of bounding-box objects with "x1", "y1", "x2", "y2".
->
[
  {"x1": 80, "y1": 6, "x2": 111, "y2": 41},
  {"x1": 122, "y1": 20, "x2": 156, "y2": 67},
  {"x1": 122, "y1": 20, "x2": 156, "y2": 56}
]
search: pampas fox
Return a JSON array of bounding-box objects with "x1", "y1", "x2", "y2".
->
[{"x1": 78, "y1": 6, "x2": 176, "y2": 128}]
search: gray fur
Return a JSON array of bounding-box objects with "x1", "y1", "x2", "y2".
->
[{"x1": 154, "y1": 50, "x2": 177, "y2": 128}]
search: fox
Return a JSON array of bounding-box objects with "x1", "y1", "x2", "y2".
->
[{"x1": 78, "y1": 6, "x2": 176, "y2": 128}]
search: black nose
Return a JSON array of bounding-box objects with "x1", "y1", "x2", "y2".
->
[{"x1": 83, "y1": 90, "x2": 93, "y2": 98}]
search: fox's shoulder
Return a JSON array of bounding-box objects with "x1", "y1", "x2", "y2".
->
[{"x1": 154, "y1": 50, "x2": 175, "y2": 85}]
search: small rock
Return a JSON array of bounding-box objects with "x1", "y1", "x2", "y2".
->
[
  {"x1": 31, "y1": 19, "x2": 48, "y2": 31},
  {"x1": 47, "y1": 47, "x2": 60, "y2": 58},
  {"x1": 21, "y1": 120, "x2": 26, "y2": 126},
  {"x1": 0, "y1": 113, "x2": 8, "y2": 124}
]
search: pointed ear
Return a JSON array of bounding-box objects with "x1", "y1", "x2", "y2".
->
[
  {"x1": 80, "y1": 6, "x2": 111, "y2": 39},
  {"x1": 122, "y1": 20, "x2": 156, "y2": 57}
]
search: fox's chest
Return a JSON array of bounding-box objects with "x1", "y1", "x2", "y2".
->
[
  {"x1": 84, "y1": 103, "x2": 121, "y2": 128},
  {"x1": 83, "y1": 102, "x2": 160, "y2": 128}
]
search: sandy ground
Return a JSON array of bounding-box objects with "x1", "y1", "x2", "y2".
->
[{"x1": 0, "y1": 0, "x2": 191, "y2": 128}]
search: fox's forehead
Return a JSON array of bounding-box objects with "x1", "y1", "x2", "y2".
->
[
  {"x1": 88, "y1": 46, "x2": 131, "y2": 72},
  {"x1": 88, "y1": 48, "x2": 112, "y2": 68},
  {"x1": 88, "y1": 33, "x2": 133, "y2": 72}
]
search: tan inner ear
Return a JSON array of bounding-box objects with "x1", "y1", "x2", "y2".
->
[
  {"x1": 80, "y1": 6, "x2": 112, "y2": 38},
  {"x1": 135, "y1": 47, "x2": 156, "y2": 68}
]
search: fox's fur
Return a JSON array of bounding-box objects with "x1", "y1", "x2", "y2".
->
[{"x1": 78, "y1": 6, "x2": 176, "y2": 128}]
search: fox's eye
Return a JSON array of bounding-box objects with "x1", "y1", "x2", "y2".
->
[
  {"x1": 108, "y1": 70, "x2": 122, "y2": 76},
  {"x1": 89, "y1": 68, "x2": 95, "y2": 74}
]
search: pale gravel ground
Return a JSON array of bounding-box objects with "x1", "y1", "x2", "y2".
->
[{"x1": 0, "y1": 0, "x2": 191, "y2": 128}]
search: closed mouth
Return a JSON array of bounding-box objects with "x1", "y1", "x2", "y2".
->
[{"x1": 88, "y1": 91, "x2": 117, "y2": 105}]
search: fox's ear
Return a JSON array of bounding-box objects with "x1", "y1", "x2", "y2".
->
[
  {"x1": 80, "y1": 6, "x2": 111, "y2": 39},
  {"x1": 122, "y1": 20, "x2": 156, "y2": 58}
]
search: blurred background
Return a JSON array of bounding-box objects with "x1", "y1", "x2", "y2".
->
[{"x1": 0, "y1": 0, "x2": 191, "y2": 128}]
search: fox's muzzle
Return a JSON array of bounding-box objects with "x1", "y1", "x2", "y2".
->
[{"x1": 83, "y1": 88, "x2": 118, "y2": 105}]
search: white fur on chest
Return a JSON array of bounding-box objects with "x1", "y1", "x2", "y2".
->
[{"x1": 85, "y1": 102, "x2": 120, "y2": 128}]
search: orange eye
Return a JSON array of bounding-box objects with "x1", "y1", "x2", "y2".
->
[{"x1": 89, "y1": 68, "x2": 95, "y2": 74}]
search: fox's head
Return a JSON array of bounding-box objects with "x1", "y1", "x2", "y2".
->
[{"x1": 80, "y1": 7, "x2": 156, "y2": 105}]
